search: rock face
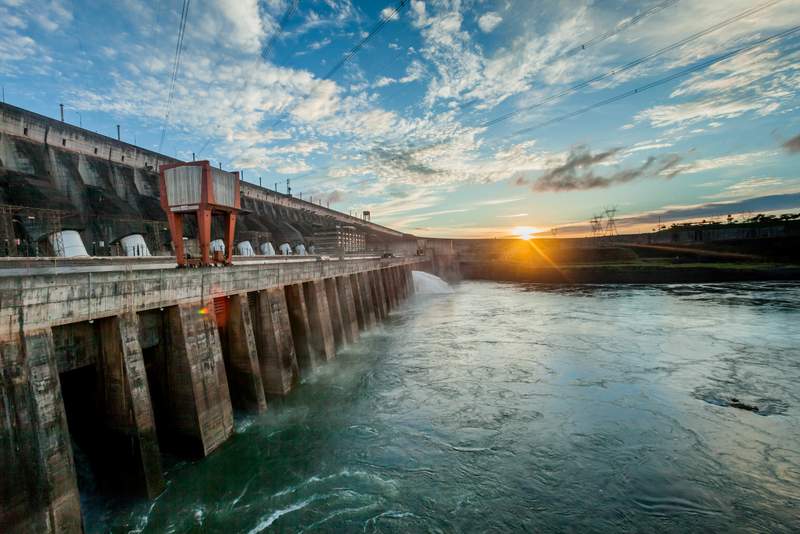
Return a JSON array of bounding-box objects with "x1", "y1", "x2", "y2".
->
[{"x1": 0, "y1": 103, "x2": 406, "y2": 256}]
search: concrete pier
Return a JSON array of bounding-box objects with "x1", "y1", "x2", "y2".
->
[
  {"x1": 218, "y1": 294, "x2": 268, "y2": 413},
  {"x1": 303, "y1": 280, "x2": 336, "y2": 362},
  {"x1": 354, "y1": 272, "x2": 377, "y2": 328},
  {"x1": 324, "y1": 277, "x2": 346, "y2": 347},
  {"x1": 284, "y1": 283, "x2": 316, "y2": 372},
  {"x1": 369, "y1": 269, "x2": 388, "y2": 320},
  {"x1": 97, "y1": 314, "x2": 166, "y2": 498},
  {"x1": 0, "y1": 257, "x2": 422, "y2": 532},
  {"x1": 336, "y1": 276, "x2": 360, "y2": 344},
  {"x1": 253, "y1": 287, "x2": 299, "y2": 396},
  {"x1": 164, "y1": 303, "x2": 235, "y2": 457},
  {"x1": 0, "y1": 329, "x2": 82, "y2": 533}
]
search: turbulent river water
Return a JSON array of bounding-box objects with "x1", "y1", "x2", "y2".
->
[{"x1": 86, "y1": 280, "x2": 800, "y2": 533}]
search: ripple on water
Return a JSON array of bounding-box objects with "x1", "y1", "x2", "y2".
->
[{"x1": 81, "y1": 281, "x2": 800, "y2": 533}]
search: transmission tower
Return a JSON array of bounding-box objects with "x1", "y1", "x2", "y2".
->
[
  {"x1": 604, "y1": 206, "x2": 618, "y2": 237},
  {"x1": 590, "y1": 214, "x2": 603, "y2": 238}
]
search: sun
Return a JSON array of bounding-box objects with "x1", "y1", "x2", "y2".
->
[{"x1": 511, "y1": 226, "x2": 539, "y2": 240}]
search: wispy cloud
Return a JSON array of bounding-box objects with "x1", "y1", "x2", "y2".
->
[
  {"x1": 474, "y1": 197, "x2": 524, "y2": 206},
  {"x1": 516, "y1": 145, "x2": 682, "y2": 192}
]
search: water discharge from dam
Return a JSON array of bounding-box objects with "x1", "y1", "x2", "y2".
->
[
  {"x1": 84, "y1": 281, "x2": 800, "y2": 532},
  {"x1": 411, "y1": 270, "x2": 453, "y2": 294}
]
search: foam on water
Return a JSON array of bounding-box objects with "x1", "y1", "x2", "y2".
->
[{"x1": 412, "y1": 270, "x2": 452, "y2": 294}]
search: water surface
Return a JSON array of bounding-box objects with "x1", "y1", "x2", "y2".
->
[{"x1": 91, "y1": 281, "x2": 800, "y2": 532}]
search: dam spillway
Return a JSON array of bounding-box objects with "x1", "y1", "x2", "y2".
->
[{"x1": 0, "y1": 255, "x2": 422, "y2": 533}]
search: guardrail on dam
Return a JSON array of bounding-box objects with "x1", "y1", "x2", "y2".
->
[{"x1": 0, "y1": 255, "x2": 425, "y2": 533}]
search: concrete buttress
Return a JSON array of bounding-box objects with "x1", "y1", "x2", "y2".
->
[
  {"x1": 336, "y1": 276, "x2": 359, "y2": 344},
  {"x1": 0, "y1": 329, "x2": 82, "y2": 533},
  {"x1": 218, "y1": 294, "x2": 268, "y2": 413},
  {"x1": 254, "y1": 287, "x2": 300, "y2": 395},
  {"x1": 348, "y1": 273, "x2": 367, "y2": 330},
  {"x1": 165, "y1": 303, "x2": 234, "y2": 457},
  {"x1": 97, "y1": 314, "x2": 166, "y2": 499},
  {"x1": 369, "y1": 270, "x2": 388, "y2": 320},
  {"x1": 302, "y1": 280, "x2": 336, "y2": 362},
  {"x1": 356, "y1": 272, "x2": 377, "y2": 327},
  {"x1": 324, "y1": 278, "x2": 346, "y2": 348},
  {"x1": 284, "y1": 283, "x2": 316, "y2": 373}
]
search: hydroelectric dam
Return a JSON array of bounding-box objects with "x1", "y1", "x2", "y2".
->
[{"x1": 0, "y1": 103, "x2": 441, "y2": 532}]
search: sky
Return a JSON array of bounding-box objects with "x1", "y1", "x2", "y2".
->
[{"x1": 2, "y1": 0, "x2": 800, "y2": 237}]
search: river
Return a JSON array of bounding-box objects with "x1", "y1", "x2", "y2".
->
[{"x1": 87, "y1": 280, "x2": 800, "y2": 532}]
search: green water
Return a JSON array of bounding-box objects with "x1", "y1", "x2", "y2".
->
[{"x1": 86, "y1": 281, "x2": 800, "y2": 532}]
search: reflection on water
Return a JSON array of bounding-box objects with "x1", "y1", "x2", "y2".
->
[{"x1": 91, "y1": 281, "x2": 800, "y2": 533}]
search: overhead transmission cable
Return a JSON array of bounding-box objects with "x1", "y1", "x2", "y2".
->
[
  {"x1": 321, "y1": 0, "x2": 409, "y2": 81},
  {"x1": 158, "y1": 0, "x2": 191, "y2": 153},
  {"x1": 374, "y1": 0, "x2": 786, "y2": 166},
  {"x1": 509, "y1": 25, "x2": 800, "y2": 137},
  {"x1": 480, "y1": 0, "x2": 784, "y2": 129},
  {"x1": 270, "y1": 0, "x2": 409, "y2": 128},
  {"x1": 292, "y1": 0, "x2": 680, "y2": 191},
  {"x1": 301, "y1": 22, "x2": 800, "y2": 192},
  {"x1": 392, "y1": 0, "x2": 682, "y2": 144},
  {"x1": 561, "y1": 0, "x2": 681, "y2": 58}
]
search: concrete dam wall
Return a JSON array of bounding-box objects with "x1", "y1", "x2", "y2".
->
[
  {"x1": 0, "y1": 102, "x2": 435, "y2": 532},
  {"x1": 0, "y1": 256, "x2": 424, "y2": 532},
  {"x1": 0, "y1": 103, "x2": 408, "y2": 257}
]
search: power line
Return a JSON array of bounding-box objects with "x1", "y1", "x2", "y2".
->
[
  {"x1": 158, "y1": 0, "x2": 191, "y2": 153},
  {"x1": 480, "y1": 0, "x2": 784, "y2": 129},
  {"x1": 301, "y1": 23, "x2": 800, "y2": 192},
  {"x1": 292, "y1": 1, "x2": 682, "y2": 188},
  {"x1": 390, "y1": 0, "x2": 683, "y2": 146},
  {"x1": 562, "y1": 0, "x2": 681, "y2": 58},
  {"x1": 270, "y1": 0, "x2": 409, "y2": 128},
  {"x1": 365, "y1": 0, "x2": 785, "y2": 174},
  {"x1": 511, "y1": 25, "x2": 800, "y2": 138},
  {"x1": 322, "y1": 0, "x2": 408, "y2": 81}
]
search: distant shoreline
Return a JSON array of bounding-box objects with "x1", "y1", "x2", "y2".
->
[{"x1": 459, "y1": 261, "x2": 800, "y2": 284}]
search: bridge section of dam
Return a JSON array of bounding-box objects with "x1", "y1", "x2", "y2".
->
[{"x1": 0, "y1": 255, "x2": 423, "y2": 533}]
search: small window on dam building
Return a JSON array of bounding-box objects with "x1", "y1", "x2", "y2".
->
[
  {"x1": 94, "y1": 147, "x2": 98, "y2": 154},
  {"x1": 62, "y1": 138, "x2": 66, "y2": 146},
  {"x1": 23, "y1": 127, "x2": 28, "y2": 136}
]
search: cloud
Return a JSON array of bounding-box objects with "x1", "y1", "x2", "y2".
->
[
  {"x1": 380, "y1": 6, "x2": 399, "y2": 21},
  {"x1": 474, "y1": 197, "x2": 523, "y2": 206},
  {"x1": 783, "y1": 134, "x2": 800, "y2": 153},
  {"x1": 477, "y1": 12, "x2": 502, "y2": 33},
  {"x1": 276, "y1": 161, "x2": 312, "y2": 174},
  {"x1": 666, "y1": 150, "x2": 775, "y2": 175},
  {"x1": 518, "y1": 145, "x2": 682, "y2": 192},
  {"x1": 703, "y1": 177, "x2": 797, "y2": 199},
  {"x1": 497, "y1": 213, "x2": 528, "y2": 218}
]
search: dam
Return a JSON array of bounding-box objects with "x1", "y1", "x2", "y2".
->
[
  {"x1": 2, "y1": 103, "x2": 797, "y2": 533},
  {"x1": 0, "y1": 102, "x2": 429, "y2": 532}
]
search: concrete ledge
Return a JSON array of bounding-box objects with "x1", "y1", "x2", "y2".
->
[{"x1": 0, "y1": 257, "x2": 426, "y2": 341}]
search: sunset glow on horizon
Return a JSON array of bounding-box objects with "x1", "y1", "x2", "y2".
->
[{"x1": 511, "y1": 227, "x2": 541, "y2": 240}]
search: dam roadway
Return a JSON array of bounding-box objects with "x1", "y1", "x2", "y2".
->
[{"x1": 0, "y1": 255, "x2": 425, "y2": 533}]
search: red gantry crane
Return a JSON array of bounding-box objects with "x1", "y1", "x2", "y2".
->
[{"x1": 159, "y1": 161, "x2": 240, "y2": 267}]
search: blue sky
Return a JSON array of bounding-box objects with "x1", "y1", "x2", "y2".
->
[{"x1": 2, "y1": 0, "x2": 799, "y2": 237}]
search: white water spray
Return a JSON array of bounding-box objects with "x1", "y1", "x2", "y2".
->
[{"x1": 412, "y1": 271, "x2": 453, "y2": 294}]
